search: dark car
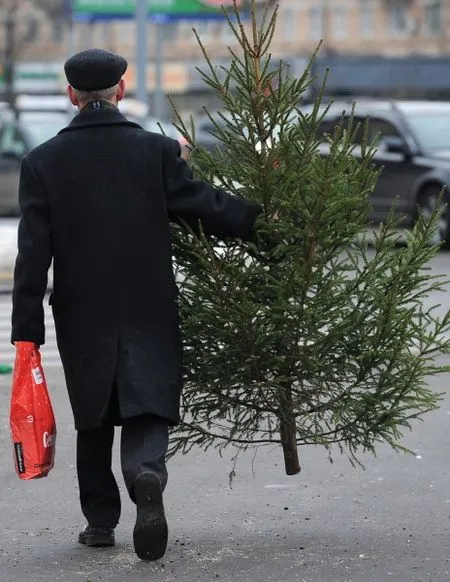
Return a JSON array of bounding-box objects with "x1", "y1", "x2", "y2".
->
[
  {"x1": 302, "y1": 98, "x2": 450, "y2": 246},
  {"x1": 190, "y1": 112, "x2": 235, "y2": 155},
  {"x1": 0, "y1": 111, "x2": 70, "y2": 215},
  {"x1": 194, "y1": 100, "x2": 450, "y2": 245}
]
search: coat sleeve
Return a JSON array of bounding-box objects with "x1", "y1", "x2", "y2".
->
[
  {"x1": 162, "y1": 137, "x2": 262, "y2": 240},
  {"x1": 11, "y1": 157, "x2": 53, "y2": 346}
]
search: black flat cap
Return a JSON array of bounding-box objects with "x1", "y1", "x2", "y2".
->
[{"x1": 64, "y1": 48, "x2": 127, "y2": 91}]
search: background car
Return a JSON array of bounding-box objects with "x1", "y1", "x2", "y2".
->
[
  {"x1": 0, "y1": 111, "x2": 70, "y2": 215},
  {"x1": 0, "y1": 107, "x2": 193, "y2": 216},
  {"x1": 189, "y1": 113, "x2": 229, "y2": 154},
  {"x1": 15, "y1": 94, "x2": 77, "y2": 117},
  {"x1": 0, "y1": 101, "x2": 15, "y2": 125},
  {"x1": 299, "y1": 99, "x2": 450, "y2": 247}
]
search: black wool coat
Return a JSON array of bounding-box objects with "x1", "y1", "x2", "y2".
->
[{"x1": 11, "y1": 101, "x2": 261, "y2": 430}]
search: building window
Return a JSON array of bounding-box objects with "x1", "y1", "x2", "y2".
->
[
  {"x1": 360, "y1": 0, "x2": 374, "y2": 38},
  {"x1": 219, "y1": 20, "x2": 233, "y2": 43},
  {"x1": 52, "y1": 19, "x2": 65, "y2": 44},
  {"x1": 178, "y1": 21, "x2": 194, "y2": 41},
  {"x1": 194, "y1": 21, "x2": 212, "y2": 41},
  {"x1": 163, "y1": 22, "x2": 178, "y2": 42},
  {"x1": 424, "y1": 1, "x2": 442, "y2": 36},
  {"x1": 332, "y1": 7, "x2": 347, "y2": 39},
  {"x1": 25, "y1": 19, "x2": 39, "y2": 43},
  {"x1": 283, "y1": 8, "x2": 296, "y2": 42},
  {"x1": 77, "y1": 22, "x2": 94, "y2": 50},
  {"x1": 388, "y1": 0, "x2": 409, "y2": 36},
  {"x1": 100, "y1": 21, "x2": 112, "y2": 47},
  {"x1": 309, "y1": 7, "x2": 323, "y2": 40}
]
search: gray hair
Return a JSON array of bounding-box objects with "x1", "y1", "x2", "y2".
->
[{"x1": 73, "y1": 83, "x2": 119, "y2": 103}]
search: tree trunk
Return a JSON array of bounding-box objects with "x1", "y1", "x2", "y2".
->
[{"x1": 279, "y1": 384, "x2": 301, "y2": 475}]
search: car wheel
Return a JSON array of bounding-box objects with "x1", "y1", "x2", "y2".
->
[{"x1": 417, "y1": 185, "x2": 449, "y2": 248}]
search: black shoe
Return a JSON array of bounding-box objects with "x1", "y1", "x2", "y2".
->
[
  {"x1": 133, "y1": 472, "x2": 168, "y2": 561},
  {"x1": 78, "y1": 525, "x2": 115, "y2": 547}
]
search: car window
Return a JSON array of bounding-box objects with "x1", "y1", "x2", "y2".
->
[
  {"x1": 198, "y1": 121, "x2": 217, "y2": 134},
  {"x1": 335, "y1": 116, "x2": 400, "y2": 147},
  {"x1": 315, "y1": 116, "x2": 364, "y2": 144},
  {"x1": 317, "y1": 118, "x2": 338, "y2": 138},
  {"x1": 314, "y1": 116, "x2": 365, "y2": 143},
  {"x1": 21, "y1": 118, "x2": 67, "y2": 149},
  {"x1": 367, "y1": 118, "x2": 400, "y2": 145},
  {"x1": 405, "y1": 111, "x2": 450, "y2": 151},
  {"x1": 0, "y1": 124, "x2": 26, "y2": 156}
]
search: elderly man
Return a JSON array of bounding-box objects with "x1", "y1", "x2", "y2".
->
[{"x1": 11, "y1": 49, "x2": 261, "y2": 561}]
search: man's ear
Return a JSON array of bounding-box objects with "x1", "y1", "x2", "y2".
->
[
  {"x1": 67, "y1": 85, "x2": 78, "y2": 107},
  {"x1": 117, "y1": 79, "x2": 125, "y2": 102}
]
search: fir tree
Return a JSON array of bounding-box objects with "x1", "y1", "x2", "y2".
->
[{"x1": 169, "y1": 0, "x2": 450, "y2": 475}]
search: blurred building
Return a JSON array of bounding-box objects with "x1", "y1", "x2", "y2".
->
[
  {"x1": 0, "y1": 0, "x2": 449, "y2": 107},
  {"x1": 273, "y1": 0, "x2": 448, "y2": 58},
  {"x1": 0, "y1": 1, "x2": 68, "y2": 93},
  {"x1": 0, "y1": 2, "x2": 67, "y2": 60},
  {"x1": 72, "y1": 0, "x2": 449, "y2": 61}
]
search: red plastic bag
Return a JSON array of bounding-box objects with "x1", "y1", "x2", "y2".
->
[{"x1": 10, "y1": 341, "x2": 56, "y2": 480}]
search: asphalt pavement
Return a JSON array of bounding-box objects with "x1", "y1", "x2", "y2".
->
[
  {"x1": 1, "y1": 224, "x2": 450, "y2": 581},
  {"x1": 1, "y1": 360, "x2": 449, "y2": 582}
]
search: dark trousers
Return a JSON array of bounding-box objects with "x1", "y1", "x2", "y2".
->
[{"x1": 76, "y1": 414, "x2": 169, "y2": 528}]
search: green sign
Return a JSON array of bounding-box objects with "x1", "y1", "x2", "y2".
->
[{"x1": 73, "y1": 0, "x2": 243, "y2": 16}]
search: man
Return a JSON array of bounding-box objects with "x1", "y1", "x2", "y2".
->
[{"x1": 11, "y1": 49, "x2": 262, "y2": 561}]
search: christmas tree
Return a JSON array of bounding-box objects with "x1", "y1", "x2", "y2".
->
[{"x1": 169, "y1": 0, "x2": 450, "y2": 475}]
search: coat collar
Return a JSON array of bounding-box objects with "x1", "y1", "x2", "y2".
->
[{"x1": 58, "y1": 100, "x2": 143, "y2": 134}]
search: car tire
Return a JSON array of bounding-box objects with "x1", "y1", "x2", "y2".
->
[{"x1": 416, "y1": 185, "x2": 449, "y2": 249}]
